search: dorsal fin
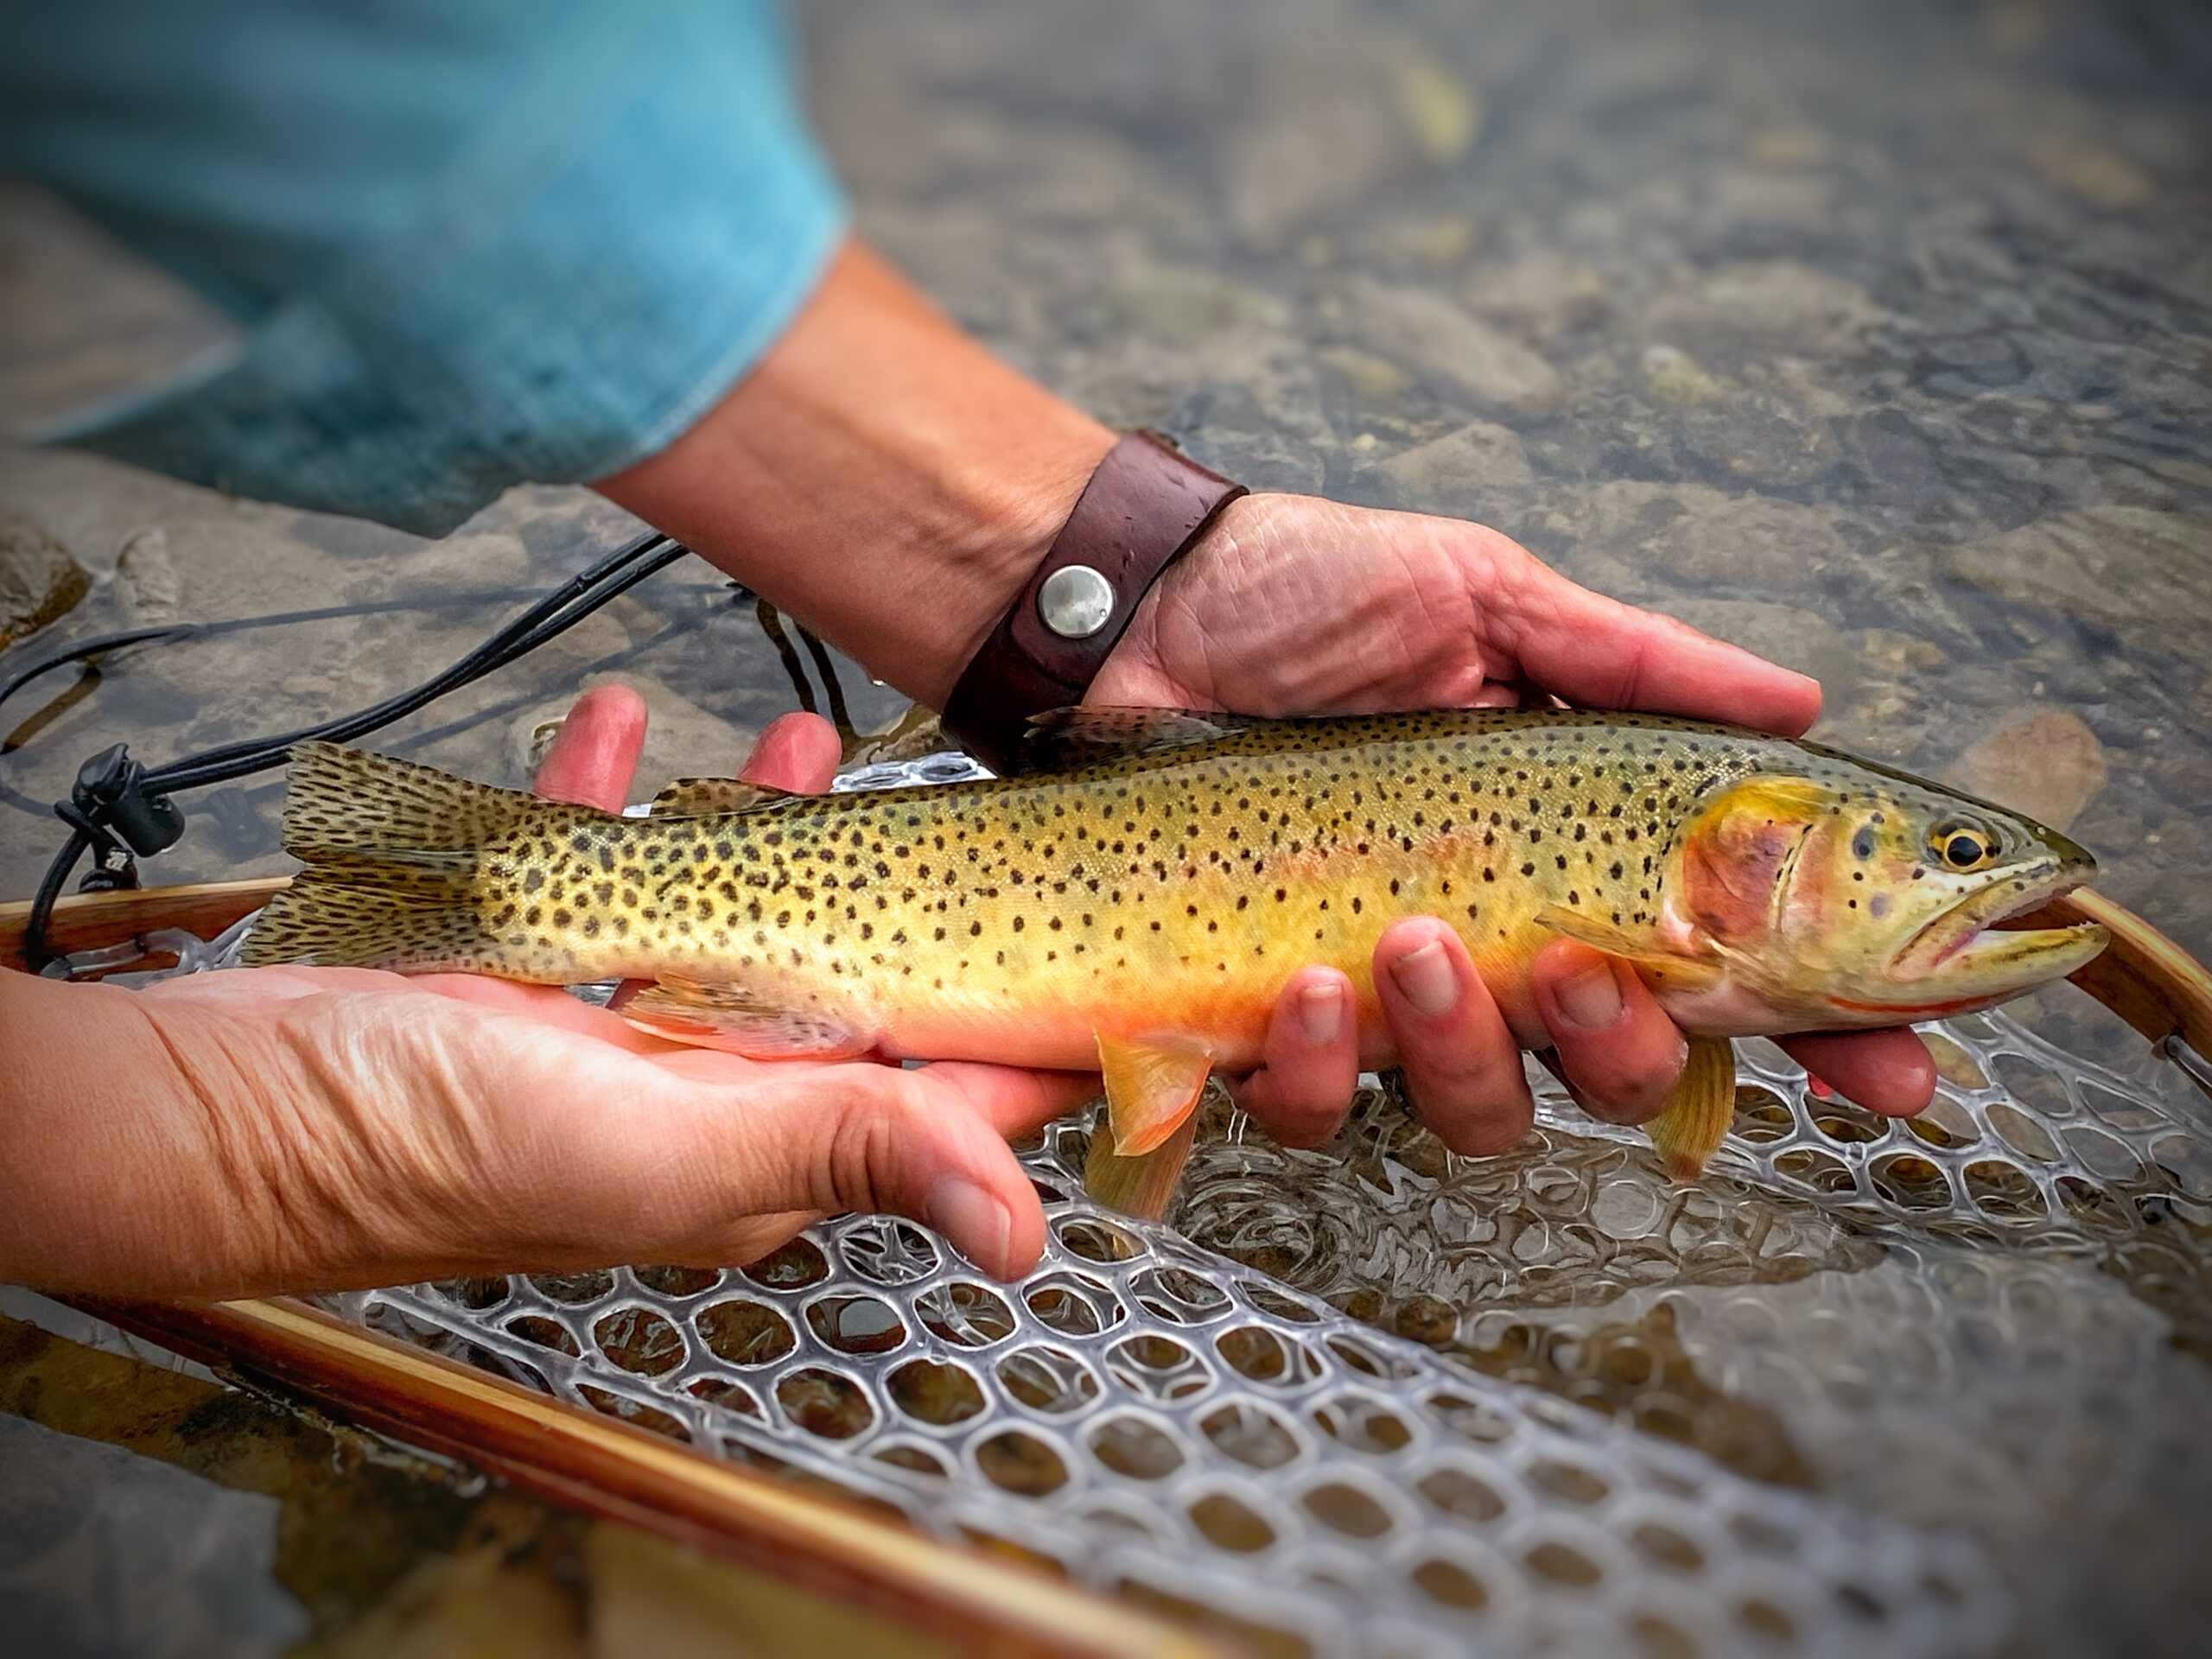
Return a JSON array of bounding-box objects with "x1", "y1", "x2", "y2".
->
[
  {"x1": 648, "y1": 777, "x2": 796, "y2": 817},
  {"x1": 1020, "y1": 706, "x2": 1252, "y2": 772}
]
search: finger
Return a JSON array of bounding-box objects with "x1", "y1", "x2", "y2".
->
[
  {"x1": 729, "y1": 1065, "x2": 1060, "y2": 1279},
  {"x1": 1374, "y1": 917, "x2": 1533, "y2": 1155},
  {"x1": 1493, "y1": 550, "x2": 1823, "y2": 737},
  {"x1": 1777, "y1": 1028, "x2": 1936, "y2": 1116},
  {"x1": 917, "y1": 1061, "x2": 1100, "y2": 1139},
  {"x1": 740, "y1": 711, "x2": 842, "y2": 795},
  {"x1": 1233, "y1": 967, "x2": 1361, "y2": 1148},
  {"x1": 533, "y1": 683, "x2": 648, "y2": 809},
  {"x1": 1528, "y1": 939, "x2": 1688, "y2": 1124}
]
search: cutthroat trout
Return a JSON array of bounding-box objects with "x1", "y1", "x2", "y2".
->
[{"x1": 246, "y1": 708, "x2": 2108, "y2": 1204}]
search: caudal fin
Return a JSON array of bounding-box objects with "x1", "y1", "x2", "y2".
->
[{"x1": 242, "y1": 742, "x2": 537, "y2": 970}]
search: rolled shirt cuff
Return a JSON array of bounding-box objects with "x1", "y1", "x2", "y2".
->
[{"x1": 38, "y1": 3, "x2": 848, "y2": 537}]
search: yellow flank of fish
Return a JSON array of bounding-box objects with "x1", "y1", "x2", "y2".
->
[{"x1": 245, "y1": 708, "x2": 2107, "y2": 1199}]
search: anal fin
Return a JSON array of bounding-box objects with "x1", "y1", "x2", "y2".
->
[
  {"x1": 1083, "y1": 1110, "x2": 1200, "y2": 1222},
  {"x1": 1646, "y1": 1034, "x2": 1738, "y2": 1181},
  {"x1": 621, "y1": 975, "x2": 868, "y2": 1058}
]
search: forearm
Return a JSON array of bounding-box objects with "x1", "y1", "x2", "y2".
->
[
  {"x1": 595, "y1": 238, "x2": 1115, "y2": 709},
  {"x1": 0, "y1": 972, "x2": 351, "y2": 1298}
]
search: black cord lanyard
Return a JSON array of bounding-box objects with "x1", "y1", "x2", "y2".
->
[{"x1": 3, "y1": 529, "x2": 690, "y2": 973}]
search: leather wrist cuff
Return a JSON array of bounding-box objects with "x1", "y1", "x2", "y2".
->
[{"x1": 941, "y1": 430, "x2": 1245, "y2": 774}]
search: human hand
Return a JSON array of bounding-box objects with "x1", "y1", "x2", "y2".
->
[
  {"x1": 1092, "y1": 493, "x2": 1936, "y2": 1149},
  {"x1": 592, "y1": 242, "x2": 1929, "y2": 1155},
  {"x1": 117, "y1": 686, "x2": 1088, "y2": 1298}
]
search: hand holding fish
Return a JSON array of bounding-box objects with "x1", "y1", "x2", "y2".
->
[
  {"x1": 1090, "y1": 492, "x2": 1948, "y2": 1137},
  {"x1": 0, "y1": 690, "x2": 1086, "y2": 1297},
  {"x1": 600, "y1": 245, "x2": 1942, "y2": 1132}
]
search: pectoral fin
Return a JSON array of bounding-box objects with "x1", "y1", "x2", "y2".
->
[
  {"x1": 1095, "y1": 1033, "x2": 1214, "y2": 1157},
  {"x1": 1646, "y1": 1034, "x2": 1737, "y2": 1181},
  {"x1": 1535, "y1": 906, "x2": 1725, "y2": 993},
  {"x1": 621, "y1": 976, "x2": 868, "y2": 1058}
]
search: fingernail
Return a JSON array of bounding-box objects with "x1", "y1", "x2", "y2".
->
[
  {"x1": 925, "y1": 1177, "x2": 1011, "y2": 1274},
  {"x1": 1389, "y1": 940, "x2": 1459, "y2": 1017},
  {"x1": 1297, "y1": 980, "x2": 1344, "y2": 1046},
  {"x1": 1554, "y1": 961, "x2": 1624, "y2": 1030}
]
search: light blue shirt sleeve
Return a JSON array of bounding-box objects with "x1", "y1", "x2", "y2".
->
[{"x1": 0, "y1": 1, "x2": 848, "y2": 536}]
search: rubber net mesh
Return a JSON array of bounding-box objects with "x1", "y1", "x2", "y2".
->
[{"x1": 140, "y1": 750, "x2": 2212, "y2": 1659}]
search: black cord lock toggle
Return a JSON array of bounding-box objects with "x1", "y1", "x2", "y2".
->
[{"x1": 69, "y1": 743, "x2": 187, "y2": 861}]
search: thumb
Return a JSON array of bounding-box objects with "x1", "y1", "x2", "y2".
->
[{"x1": 719, "y1": 1064, "x2": 1058, "y2": 1280}]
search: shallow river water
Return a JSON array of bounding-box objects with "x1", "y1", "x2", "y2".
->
[{"x1": 2, "y1": 1, "x2": 2209, "y2": 1655}]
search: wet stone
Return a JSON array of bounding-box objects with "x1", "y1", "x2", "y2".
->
[
  {"x1": 112, "y1": 524, "x2": 183, "y2": 626},
  {"x1": 0, "y1": 505, "x2": 88, "y2": 649},
  {"x1": 887, "y1": 1358, "x2": 985, "y2": 1426},
  {"x1": 1371, "y1": 419, "x2": 1533, "y2": 502},
  {"x1": 1088, "y1": 1415, "x2": 1185, "y2": 1481},
  {"x1": 593, "y1": 1308, "x2": 687, "y2": 1376},
  {"x1": 996, "y1": 1345, "x2": 1101, "y2": 1414},
  {"x1": 1186, "y1": 1491, "x2": 1275, "y2": 1554},
  {"x1": 1640, "y1": 259, "x2": 1890, "y2": 362},
  {"x1": 696, "y1": 1300, "x2": 798, "y2": 1368},
  {"x1": 630, "y1": 1265, "x2": 720, "y2": 1298},
  {"x1": 775, "y1": 1368, "x2": 874, "y2": 1440},
  {"x1": 1411, "y1": 1556, "x2": 1491, "y2": 1611},
  {"x1": 506, "y1": 1316, "x2": 582, "y2": 1357},
  {"x1": 1945, "y1": 709, "x2": 2108, "y2": 832},
  {"x1": 975, "y1": 1430, "x2": 1068, "y2": 1497},
  {"x1": 1345, "y1": 278, "x2": 1566, "y2": 414},
  {"x1": 1301, "y1": 1481, "x2": 1395, "y2": 1538},
  {"x1": 528, "y1": 1271, "x2": 614, "y2": 1305}
]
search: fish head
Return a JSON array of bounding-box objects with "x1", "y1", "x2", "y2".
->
[{"x1": 1659, "y1": 761, "x2": 2107, "y2": 1030}]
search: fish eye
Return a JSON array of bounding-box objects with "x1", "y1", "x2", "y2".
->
[{"x1": 1930, "y1": 821, "x2": 1993, "y2": 870}]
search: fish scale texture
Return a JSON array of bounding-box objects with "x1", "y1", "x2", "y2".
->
[{"x1": 246, "y1": 709, "x2": 2088, "y2": 1074}]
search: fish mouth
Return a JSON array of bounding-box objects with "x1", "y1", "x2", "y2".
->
[{"x1": 1882, "y1": 857, "x2": 2108, "y2": 1002}]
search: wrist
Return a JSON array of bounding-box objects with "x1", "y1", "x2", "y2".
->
[
  {"x1": 596, "y1": 238, "x2": 1114, "y2": 709},
  {"x1": 1090, "y1": 491, "x2": 1270, "y2": 711}
]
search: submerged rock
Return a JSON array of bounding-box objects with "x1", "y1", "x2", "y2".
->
[
  {"x1": 0, "y1": 505, "x2": 88, "y2": 650},
  {"x1": 1372, "y1": 420, "x2": 1533, "y2": 505},
  {"x1": 1346, "y1": 278, "x2": 1564, "y2": 414},
  {"x1": 1936, "y1": 509, "x2": 2212, "y2": 658},
  {"x1": 1642, "y1": 260, "x2": 1889, "y2": 361},
  {"x1": 1461, "y1": 257, "x2": 1610, "y2": 343},
  {"x1": 2027, "y1": 137, "x2": 2152, "y2": 211},
  {"x1": 1224, "y1": 48, "x2": 1416, "y2": 250},
  {"x1": 1946, "y1": 709, "x2": 2108, "y2": 832},
  {"x1": 1660, "y1": 597, "x2": 1856, "y2": 707},
  {"x1": 1639, "y1": 343, "x2": 1727, "y2": 406},
  {"x1": 1107, "y1": 263, "x2": 1285, "y2": 347}
]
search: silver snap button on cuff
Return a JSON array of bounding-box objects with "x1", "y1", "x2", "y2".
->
[{"x1": 1038, "y1": 564, "x2": 1116, "y2": 639}]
